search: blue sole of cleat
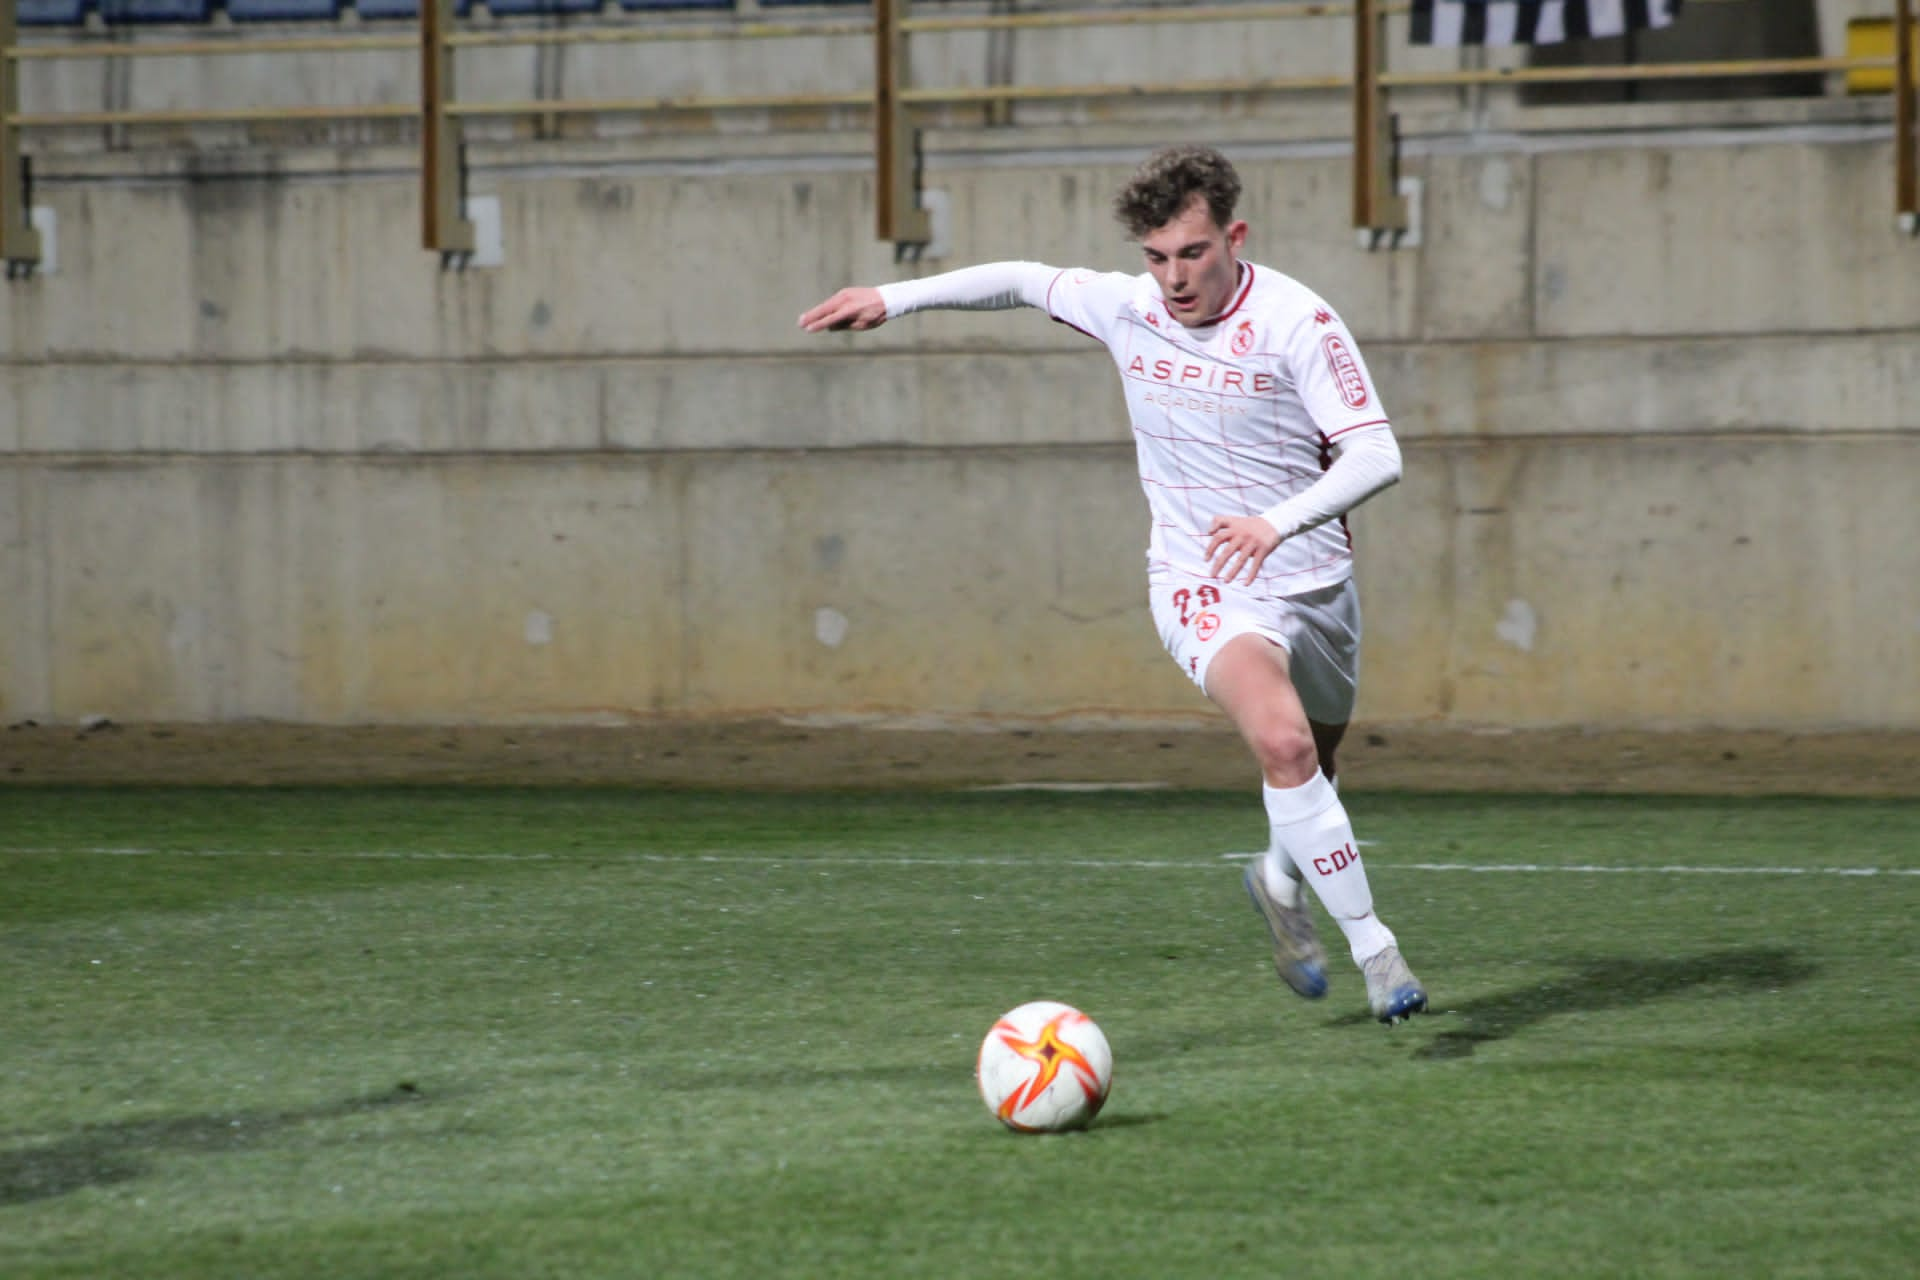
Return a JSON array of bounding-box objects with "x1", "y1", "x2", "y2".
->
[
  {"x1": 1243, "y1": 869, "x2": 1330, "y2": 1000},
  {"x1": 1377, "y1": 989, "x2": 1428, "y2": 1024},
  {"x1": 1287, "y1": 966, "x2": 1330, "y2": 1001}
]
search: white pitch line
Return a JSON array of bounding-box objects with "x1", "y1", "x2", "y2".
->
[
  {"x1": 1, "y1": 846, "x2": 1224, "y2": 871},
  {"x1": 1, "y1": 845, "x2": 557, "y2": 863},
  {"x1": 3, "y1": 846, "x2": 1918, "y2": 877},
  {"x1": 967, "y1": 782, "x2": 1173, "y2": 793},
  {"x1": 1400, "y1": 861, "x2": 1920, "y2": 878}
]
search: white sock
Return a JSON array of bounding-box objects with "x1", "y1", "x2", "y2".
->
[
  {"x1": 1262, "y1": 773, "x2": 1396, "y2": 966},
  {"x1": 1256, "y1": 845, "x2": 1306, "y2": 909}
]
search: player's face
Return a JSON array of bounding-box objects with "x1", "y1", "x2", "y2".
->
[{"x1": 1140, "y1": 195, "x2": 1248, "y2": 328}]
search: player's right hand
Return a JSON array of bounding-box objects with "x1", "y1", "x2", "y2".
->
[
  {"x1": 799, "y1": 286, "x2": 888, "y2": 333},
  {"x1": 1205, "y1": 514, "x2": 1282, "y2": 586}
]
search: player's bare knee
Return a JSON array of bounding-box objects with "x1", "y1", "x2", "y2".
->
[{"x1": 1250, "y1": 721, "x2": 1319, "y2": 786}]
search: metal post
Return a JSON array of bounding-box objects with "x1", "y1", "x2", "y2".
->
[
  {"x1": 1352, "y1": 0, "x2": 1405, "y2": 244},
  {"x1": 1897, "y1": 0, "x2": 1916, "y2": 232},
  {"x1": 1, "y1": 0, "x2": 44, "y2": 274},
  {"x1": 874, "y1": 0, "x2": 930, "y2": 254},
  {"x1": 985, "y1": 0, "x2": 1015, "y2": 128},
  {"x1": 422, "y1": 0, "x2": 474, "y2": 261}
]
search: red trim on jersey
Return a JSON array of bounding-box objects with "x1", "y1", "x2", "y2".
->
[
  {"x1": 1148, "y1": 552, "x2": 1350, "y2": 589},
  {"x1": 1043, "y1": 268, "x2": 1068, "y2": 316},
  {"x1": 1325, "y1": 418, "x2": 1390, "y2": 440},
  {"x1": 1196, "y1": 263, "x2": 1257, "y2": 328},
  {"x1": 1046, "y1": 268, "x2": 1107, "y2": 343}
]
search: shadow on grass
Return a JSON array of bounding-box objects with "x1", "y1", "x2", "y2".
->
[
  {"x1": 0, "y1": 1083, "x2": 430, "y2": 1207},
  {"x1": 1382, "y1": 946, "x2": 1817, "y2": 1061}
]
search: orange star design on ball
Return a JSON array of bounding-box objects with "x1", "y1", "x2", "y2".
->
[{"x1": 991, "y1": 1010, "x2": 1103, "y2": 1123}]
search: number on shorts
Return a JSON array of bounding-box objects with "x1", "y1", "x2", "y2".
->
[{"x1": 1171, "y1": 584, "x2": 1222, "y2": 626}]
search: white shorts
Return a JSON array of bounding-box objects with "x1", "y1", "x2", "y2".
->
[{"x1": 1149, "y1": 574, "x2": 1362, "y2": 725}]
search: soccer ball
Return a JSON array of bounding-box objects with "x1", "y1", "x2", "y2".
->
[{"x1": 976, "y1": 1000, "x2": 1113, "y2": 1132}]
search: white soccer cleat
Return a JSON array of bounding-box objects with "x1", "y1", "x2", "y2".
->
[
  {"x1": 1362, "y1": 946, "x2": 1428, "y2": 1025},
  {"x1": 1242, "y1": 862, "x2": 1329, "y2": 1000}
]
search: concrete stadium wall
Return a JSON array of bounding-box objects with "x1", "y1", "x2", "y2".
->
[
  {"x1": 8, "y1": 0, "x2": 1875, "y2": 152},
  {"x1": 9, "y1": 7, "x2": 1381, "y2": 153},
  {"x1": 3, "y1": 4, "x2": 1482, "y2": 152},
  {"x1": 3, "y1": 103, "x2": 1917, "y2": 730}
]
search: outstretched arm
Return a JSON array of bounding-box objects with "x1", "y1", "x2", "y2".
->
[
  {"x1": 799, "y1": 261, "x2": 1060, "y2": 334},
  {"x1": 1205, "y1": 426, "x2": 1403, "y2": 585},
  {"x1": 799, "y1": 286, "x2": 888, "y2": 332}
]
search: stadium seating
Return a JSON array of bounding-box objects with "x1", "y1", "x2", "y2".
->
[
  {"x1": 228, "y1": 0, "x2": 343, "y2": 19},
  {"x1": 356, "y1": 0, "x2": 731, "y2": 15},
  {"x1": 17, "y1": 0, "x2": 92, "y2": 25},
  {"x1": 353, "y1": 0, "x2": 473, "y2": 18},
  {"x1": 482, "y1": 0, "x2": 606, "y2": 15},
  {"x1": 99, "y1": 0, "x2": 215, "y2": 21},
  {"x1": 9, "y1": 0, "x2": 887, "y2": 26}
]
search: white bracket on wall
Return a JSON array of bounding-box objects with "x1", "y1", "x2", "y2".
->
[
  {"x1": 1356, "y1": 177, "x2": 1421, "y2": 253},
  {"x1": 29, "y1": 206, "x2": 54, "y2": 274},
  {"x1": 465, "y1": 195, "x2": 504, "y2": 268}
]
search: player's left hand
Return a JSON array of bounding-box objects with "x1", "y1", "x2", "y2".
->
[{"x1": 1206, "y1": 515, "x2": 1281, "y2": 585}]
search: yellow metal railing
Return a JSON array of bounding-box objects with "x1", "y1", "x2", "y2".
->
[
  {"x1": 0, "y1": 0, "x2": 35, "y2": 270},
  {"x1": 1, "y1": 0, "x2": 1914, "y2": 270},
  {"x1": 1901, "y1": 0, "x2": 1919, "y2": 226}
]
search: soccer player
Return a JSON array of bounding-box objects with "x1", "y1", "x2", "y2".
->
[{"x1": 798, "y1": 145, "x2": 1426, "y2": 1025}]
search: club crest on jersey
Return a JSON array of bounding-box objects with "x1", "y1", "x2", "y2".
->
[
  {"x1": 1321, "y1": 334, "x2": 1369, "y2": 409},
  {"x1": 1194, "y1": 611, "x2": 1221, "y2": 642},
  {"x1": 1230, "y1": 320, "x2": 1256, "y2": 356}
]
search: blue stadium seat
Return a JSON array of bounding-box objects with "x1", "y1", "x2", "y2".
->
[
  {"x1": 17, "y1": 0, "x2": 92, "y2": 24},
  {"x1": 228, "y1": 0, "x2": 343, "y2": 18},
  {"x1": 616, "y1": 0, "x2": 731, "y2": 9},
  {"x1": 483, "y1": 0, "x2": 603, "y2": 13},
  {"x1": 354, "y1": 0, "x2": 472, "y2": 17},
  {"x1": 100, "y1": 0, "x2": 214, "y2": 19},
  {"x1": 758, "y1": 1, "x2": 872, "y2": 6}
]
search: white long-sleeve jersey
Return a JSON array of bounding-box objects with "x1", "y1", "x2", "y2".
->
[{"x1": 879, "y1": 260, "x2": 1402, "y2": 595}]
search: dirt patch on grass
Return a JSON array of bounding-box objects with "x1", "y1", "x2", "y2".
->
[{"x1": 3, "y1": 717, "x2": 1915, "y2": 796}]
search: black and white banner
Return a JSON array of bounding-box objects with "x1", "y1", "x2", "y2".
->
[{"x1": 1409, "y1": 0, "x2": 1683, "y2": 47}]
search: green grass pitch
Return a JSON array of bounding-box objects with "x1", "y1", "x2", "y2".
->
[{"x1": 4, "y1": 786, "x2": 1918, "y2": 1278}]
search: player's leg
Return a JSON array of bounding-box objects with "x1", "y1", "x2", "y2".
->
[
  {"x1": 1149, "y1": 576, "x2": 1422, "y2": 1021},
  {"x1": 1203, "y1": 635, "x2": 1332, "y2": 999},
  {"x1": 1207, "y1": 630, "x2": 1425, "y2": 1024},
  {"x1": 1150, "y1": 580, "x2": 1330, "y2": 999},
  {"x1": 1271, "y1": 583, "x2": 1426, "y2": 1024},
  {"x1": 1206, "y1": 635, "x2": 1390, "y2": 949},
  {"x1": 1206, "y1": 637, "x2": 1394, "y2": 952}
]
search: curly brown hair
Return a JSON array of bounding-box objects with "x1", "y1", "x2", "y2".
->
[{"x1": 1112, "y1": 145, "x2": 1242, "y2": 239}]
